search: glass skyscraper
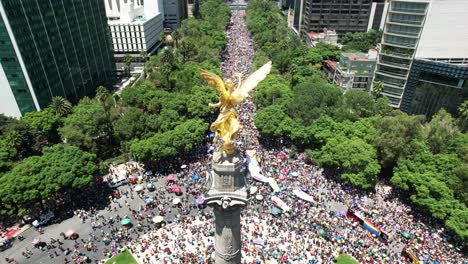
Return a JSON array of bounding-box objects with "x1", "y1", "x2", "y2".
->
[{"x1": 0, "y1": 0, "x2": 115, "y2": 117}]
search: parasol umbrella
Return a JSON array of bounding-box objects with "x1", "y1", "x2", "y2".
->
[
  {"x1": 172, "y1": 198, "x2": 181, "y2": 205},
  {"x1": 120, "y1": 218, "x2": 131, "y2": 225},
  {"x1": 301, "y1": 187, "x2": 308, "y2": 192},
  {"x1": 192, "y1": 174, "x2": 200, "y2": 180},
  {"x1": 64, "y1": 230, "x2": 75, "y2": 238},
  {"x1": 32, "y1": 237, "x2": 41, "y2": 245},
  {"x1": 278, "y1": 175, "x2": 286, "y2": 181},
  {"x1": 250, "y1": 186, "x2": 258, "y2": 194},
  {"x1": 270, "y1": 207, "x2": 281, "y2": 215},
  {"x1": 166, "y1": 175, "x2": 175, "y2": 182},
  {"x1": 147, "y1": 183, "x2": 154, "y2": 190},
  {"x1": 253, "y1": 238, "x2": 264, "y2": 246},
  {"x1": 152, "y1": 216, "x2": 164, "y2": 223},
  {"x1": 290, "y1": 172, "x2": 299, "y2": 177},
  {"x1": 134, "y1": 185, "x2": 144, "y2": 192},
  {"x1": 164, "y1": 247, "x2": 171, "y2": 253},
  {"x1": 318, "y1": 229, "x2": 326, "y2": 236},
  {"x1": 145, "y1": 198, "x2": 153, "y2": 204},
  {"x1": 196, "y1": 197, "x2": 205, "y2": 205},
  {"x1": 32, "y1": 220, "x2": 39, "y2": 227},
  {"x1": 144, "y1": 170, "x2": 153, "y2": 176},
  {"x1": 173, "y1": 186, "x2": 182, "y2": 193},
  {"x1": 401, "y1": 230, "x2": 412, "y2": 239},
  {"x1": 180, "y1": 164, "x2": 187, "y2": 169},
  {"x1": 209, "y1": 132, "x2": 215, "y2": 138},
  {"x1": 255, "y1": 194, "x2": 264, "y2": 201}
]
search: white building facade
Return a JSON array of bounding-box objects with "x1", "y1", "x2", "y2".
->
[{"x1": 105, "y1": 0, "x2": 164, "y2": 55}]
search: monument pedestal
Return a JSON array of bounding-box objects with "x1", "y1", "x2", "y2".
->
[{"x1": 204, "y1": 150, "x2": 248, "y2": 264}]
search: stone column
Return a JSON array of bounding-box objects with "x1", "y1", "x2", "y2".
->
[
  {"x1": 204, "y1": 149, "x2": 248, "y2": 264},
  {"x1": 213, "y1": 205, "x2": 242, "y2": 264}
]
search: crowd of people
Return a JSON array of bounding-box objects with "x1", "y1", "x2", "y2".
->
[{"x1": 5, "y1": 2, "x2": 466, "y2": 264}]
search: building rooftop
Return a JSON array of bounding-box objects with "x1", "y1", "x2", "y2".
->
[
  {"x1": 324, "y1": 60, "x2": 338, "y2": 70},
  {"x1": 342, "y1": 49, "x2": 378, "y2": 61}
]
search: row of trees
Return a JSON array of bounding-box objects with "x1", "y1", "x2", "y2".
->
[
  {"x1": 246, "y1": 0, "x2": 467, "y2": 241},
  {"x1": 0, "y1": 0, "x2": 229, "y2": 219}
]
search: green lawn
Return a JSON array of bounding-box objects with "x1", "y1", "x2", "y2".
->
[
  {"x1": 336, "y1": 254, "x2": 358, "y2": 264},
  {"x1": 105, "y1": 250, "x2": 138, "y2": 264}
]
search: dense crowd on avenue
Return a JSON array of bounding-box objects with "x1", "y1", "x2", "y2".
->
[{"x1": 2, "y1": 2, "x2": 466, "y2": 264}]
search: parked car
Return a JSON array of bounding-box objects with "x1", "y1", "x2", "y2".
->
[
  {"x1": 32, "y1": 211, "x2": 55, "y2": 227},
  {"x1": 108, "y1": 178, "x2": 127, "y2": 188},
  {"x1": 0, "y1": 238, "x2": 12, "y2": 252}
]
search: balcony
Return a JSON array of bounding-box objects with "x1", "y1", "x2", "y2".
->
[
  {"x1": 387, "y1": 20, "x2": 423, "y2": 27},
  {"x1": 382, "y1": 40, "x2": 416, "y2": 50},
  {"x1": 375, "y1": 69, "x2": 408, "y2": 80},
  {"x1": 374, "y1": 75, "x2": 406, "y2": 88},
  {"x1": 389, "y1": 8, "x2": 426, "y2": 15},
  {"x1": 378, "y1": 60, "x2": 410, "y2": 70},
  {"x1": 385, "y1": 29, "x2": 419, "y2": 38}
]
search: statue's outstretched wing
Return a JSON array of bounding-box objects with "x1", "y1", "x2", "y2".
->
[
  {"x1": 200, "y1": 69, "x2": 226, "y2": 95},
  {"x1": 231, "y1": 61, "x2": 272, "y2": 105}
]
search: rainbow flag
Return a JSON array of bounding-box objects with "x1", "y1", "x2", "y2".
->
[{"x1": 362, "y1": 219, "x2": 381, "y2": 236}]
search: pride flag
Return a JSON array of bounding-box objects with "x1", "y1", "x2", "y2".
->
[{"x1": 363, "y1": 219, "x2": 381, "y2": 237}]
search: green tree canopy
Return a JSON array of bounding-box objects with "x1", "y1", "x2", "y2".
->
[
  {"x1": 374, "y1": 113, "x2": 425, "y2": 167},
  {"x1": 0, "y1": 144, "x2": 96, "y2": 216},
  {"x1": 253, "y1": 74, "x2": 292, "y2": 109},
  {"x1": 287, "y1": 75, "x2": 343, "y2": 125},
  {"x1": 311, "y1": 136, "x2": 380, "y2": 189}
]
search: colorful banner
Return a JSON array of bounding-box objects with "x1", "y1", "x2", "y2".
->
[
  {"x1": 293, "y1": 188, "x2": 314, "y2": 202},
  {"x1": 268, "y1": 178, "x2": 280, "y2": 192},
  {"x1": 246, "y1": 150, "x2": 270, "y2": 183},
  {"x1": 363, "y1": 219, "x2": 381, "y2": 237},
  {"x1": 272, "y1": 196, "x2": 290, "y2": 212}
]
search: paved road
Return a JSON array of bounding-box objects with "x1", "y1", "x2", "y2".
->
[{"x1": 0, "y1": 175, "x2": 206, "y2": 264}]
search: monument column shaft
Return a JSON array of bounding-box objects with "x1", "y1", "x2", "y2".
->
[{"x1": 214, "y1": 205, "x2": 242, "y2": 264}]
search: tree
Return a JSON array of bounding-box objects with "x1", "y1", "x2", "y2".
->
[
  {"x1": 343, "y1": 90, "x2": 378, "y2": 119},
  {"x1": 255, "y1": 105, "x2": 296, "y2": 138},
  {"x1": 0, "y1": 144, "x2": 96, "y2": 216},
  {"x1": 458, "y1": 100, "x2": 468, "y2": 131},
  {"x1": 392, "y1": 147, "x2": 467, "y2": 238},
  {"x1": 287, "y1": 75, "x2": 343, "y2": 125},
  {"x1": 21, "y1": 109, "x2": 62, "y2": 145},
  {"x1": 374, "y1": 113, "x2": 425, "y2": 167},
  {"x1": 312, "y1": 135, "x2": 380, "y2": 189},
  {"x1": 121, "y1": 81, "x2": 157, "y2": 109},
  {"x1": 253, "y1": 74, "x2": 292, "y2": 109},
  {"x1": 140, "y1": 50, "x2": 147, "y2": 63},
  {"x1": 123, "y1": 53, "x2": 133, "y2": 76},
  {"x1": 130, "y1": 119, "x2": 207, "y2": 162},
  {"x1": 49, "y1": 96, "x2": 72, "y2": 116},
  {"x1": 425, "y1": 109, "x2": 461, "y2": 154},
  {"x1": 371, "y1": 81, "x2": 384, "y2": 99},
  {"x1": 113, "y1": 107, "x2": 148, "y2": 142},
  {"x1": 59, "y1": 97, "x2": 113, "y2": 156},
  {"x1": 341, "y1": 30, "x2": 382, "y2": 52}
]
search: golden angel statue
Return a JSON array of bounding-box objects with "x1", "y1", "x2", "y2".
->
[{"x1": 200, "y1": 61, "x2": 272, "y2": 155}]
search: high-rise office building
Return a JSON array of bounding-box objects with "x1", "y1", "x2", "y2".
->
[
  {"x1": 291, "y1": 0, "x2": 389, "y2": 36},
  {"x1": 163, "y1": 0, "x2": 188, "y2": 30},
  {"x1": 373, "y1": 0, "x2": 468, "y2": 117},
  {"x1": 0, "y1": 0, "x2": 116, "y2": 118},
  {"x1": 105, "y1": 0, "x2": 164, "y2": 56}
]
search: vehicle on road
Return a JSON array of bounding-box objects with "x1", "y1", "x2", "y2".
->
[
  {"x1": 0, "y1": 238, "x2": 12, "y2": 252},
  {"x1": 32, "y1": 211, "x2": 55, "y2": 227}
]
